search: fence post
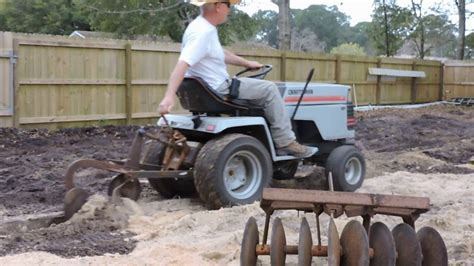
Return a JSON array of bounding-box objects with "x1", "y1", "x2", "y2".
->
[
  {"x1": 411, "y1": 61, "x2": 417, "y2": 103},
  {"x1": 335, "y1": 55, "x2": 341, "y2": 84},
  {"x1": 12, "y1": 38, "x2": 20, "y2": 127},
  {"x1": 125, "y1": 43, "x2": 132, "y2": 125},
  {"x1": 439, "y1": 63, "x2": 444, "y2": 101},
  {"x1": 280, "y1": 52, "x2": 286, "y2": 82},
  {"x1": 376, "y1": 58, "x2": 382, "y2": 105}
]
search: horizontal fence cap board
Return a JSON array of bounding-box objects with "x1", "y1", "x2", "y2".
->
[
  {"x1": 232, "y1": 50, "x2": 282, "y2": 58},
  {"x1": 285, "y1": 51, "x2": 336, "y2": 60},
  {"x1": 380, "y1": 57, "x2": 417, "y2": 64},
  {"x1": 132, "y1": 43, "x2": 181, "y2": 52},
  {"x1": 338, "y1": 54, "x2": 378, "y2": 62},
  {"x1": 444, "y1": 62, "x2": 474, "y2": 67},
  {"x1": 368, "y1": 68, "x2": 426, "y2": 78}
]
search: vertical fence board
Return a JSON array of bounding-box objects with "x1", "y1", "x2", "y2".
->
[{"x1": 0, "y1": 32, "x2": 13, "y2": 122}]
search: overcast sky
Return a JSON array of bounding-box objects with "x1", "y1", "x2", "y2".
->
[{"x1": 237, "y1": 0, "x2": 473, "y2": 32}]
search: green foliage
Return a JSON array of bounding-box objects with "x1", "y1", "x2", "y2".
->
[
  {"x1": 74, "y1": 0, "x2": 187, "y2": 41},
  {"x1": 0, "y1": 13, "x2": 6, "y2": 32},
  {"x1": 253, "y1": 6, "x2": 372, "y2": 54},
  {"x1": 344, "y1": 22, "x2": 374, "y2": 55},
  {"x1": 466, "y1": 32, "x2": 474, "y2": 48},
  {"x1": 252, "y1": 10, "x2": 278, "y2": 48},
  {"x1": 330, "y1": 42, "x2": 366, "y2": 56},
  {"x1": 293, "y1": 5, "x2": 351, "y2": 51},
  {"x1": 0, "y1": 0, "x2": 257, "y2": 45},
  {"x1": 218, "y1": 8, "x2": 258, "y2": 46},
  {"x1": 466, "y1": 32, "x2": 474, "y2": 59},
  {"x1": 74, "y1": 1, "x2": 257, "y2": 44},
  {"x1": 368, "y1": 2, "x2": 413, "y2": 56},
  {"x1": 1, "y1": 0, "x2": 90, "y2": 34},
  {"x1": 410, "y1": 13, "x2": 456, "y2": 58}
]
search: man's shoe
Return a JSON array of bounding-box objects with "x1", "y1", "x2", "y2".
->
[{"x1": 277, "y1": 141, "x2": 318, "y2": 158}]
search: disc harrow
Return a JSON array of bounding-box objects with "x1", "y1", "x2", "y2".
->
[
  {"x1": 62, "y1": 126, "x2": 196, "y2": 220},
  {"x1": 240, "y1": 186, "x2": 448, "y2": 266}
]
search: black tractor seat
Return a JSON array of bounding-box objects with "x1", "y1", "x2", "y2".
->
[{"x1": 177, "y1": 77, "x2": 264, "y2": 117}]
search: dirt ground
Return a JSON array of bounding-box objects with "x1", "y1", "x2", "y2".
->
[{"x1": 0, "y1": 103, "x2": 473, "y2": 262}]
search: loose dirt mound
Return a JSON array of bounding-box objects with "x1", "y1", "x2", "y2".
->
[{"x1": 0, "y1": 104, "x2": 473, "y2": 263}]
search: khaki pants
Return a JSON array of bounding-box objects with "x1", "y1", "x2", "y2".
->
[{"x1": 216, "y1": 77, "x2": 295, "y2": 148}]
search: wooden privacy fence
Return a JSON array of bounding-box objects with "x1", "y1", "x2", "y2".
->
[
  {"x1": 0, "y1": 32, "x2": 471, "y2": 128},
  {"x1": 443, "y1": 60, "x2": 474, "y2": 100}
]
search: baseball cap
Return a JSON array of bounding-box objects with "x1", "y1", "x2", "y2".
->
[{"x1": 189, "y1": 0, "x2": 241, "y2": 6}]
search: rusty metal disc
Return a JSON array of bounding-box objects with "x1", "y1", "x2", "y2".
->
[
  {"x1": 340, "y1": 220, "x2": 370, "y2": 266},
  {"x1": 298, "y1": 217, "x2": 313, "y2": 266},
  {"x1": 417, "y1": 226, "x2": 448, "y2": 266},
  {"x1": 107, "y1": 173, "x2": 141, "y2": 200},
  {"x1": 64, "y1": 187, "x2": 90, "y2": 220},
  {"x1": 392, "y1": 223, "x2": 422, "y2": 266},
  {"x1": 240, "y1": 216, "x2": 259, "y2": 266},
  {"x1": 270, "y1": 217, "x2": 287, "y2": 266},
  {"x1": 369, "y1": 222, "x2": 396, "y2": 266},
  {"x1": 328, "y1": 217, "x2": 341, "y2": 266}
]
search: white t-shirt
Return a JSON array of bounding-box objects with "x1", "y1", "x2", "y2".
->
[{"x1": 179, "y1": 16, "x2": 229, "y2": 90}]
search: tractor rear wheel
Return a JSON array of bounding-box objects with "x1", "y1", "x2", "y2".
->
[
  {"x1": 142, "y1": 141, "x2": 195, "y2": 198},
  {"x1": 325, "y1": 145, "x2": 365, "y2": 191},
  {"x1": 194, "y1": 134, "x2": 272, "y2": 209}
]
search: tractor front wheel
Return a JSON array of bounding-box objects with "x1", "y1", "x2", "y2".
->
[
  {"x1": 194, "y1": 134, "x2": 272, "y2": 209},
  {"x1": 325, "y1": 145, "x2": 365, "y2": 192}
]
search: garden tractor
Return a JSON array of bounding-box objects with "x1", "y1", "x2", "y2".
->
[
  {"x1": 61, "y1": 65, "x2": 448, "y2": 265},
  {"x1": 62, "y1": 65, "x2": 366, "y2": 219}
]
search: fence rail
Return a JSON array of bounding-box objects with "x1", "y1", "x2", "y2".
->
[{"x1": 0, "y1": 32, "x2": 472, "y2": 128}]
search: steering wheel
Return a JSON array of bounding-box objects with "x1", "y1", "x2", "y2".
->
[{"x1": 235, "y1": 64, "x2": 273, "y2": 79}]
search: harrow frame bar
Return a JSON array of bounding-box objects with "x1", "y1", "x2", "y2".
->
[{"x1": 258, "y1": 188, "x2": 430, "y2": 251}]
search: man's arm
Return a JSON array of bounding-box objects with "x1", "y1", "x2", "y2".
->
[
  {"x1": 158, "y1": 60, "x2": 190, "y2": 115},
  {"x1": 224, "y1": 49, "x2": 263, "y2": 69}
]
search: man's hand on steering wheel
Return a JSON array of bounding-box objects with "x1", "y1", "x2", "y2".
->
[{"x1": 246, "y1": 61, "x2": 264, "y2": 70}]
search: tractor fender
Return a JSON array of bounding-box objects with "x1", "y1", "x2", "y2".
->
[{"x1": 158, "y1": 115, "x2": 282, "y2": 161}]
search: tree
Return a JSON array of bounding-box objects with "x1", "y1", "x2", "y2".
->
[
  {"x1": 291, "y1": 28, "x2": 325, "y2": 52},
  {"x1": 2, "y1": 0, "x2": 90, "y2": 34},
  {"x1": 75, "y1": 0, "x2": 257, "y2": 45},
  {"x1": 270, "y1": 0, "x2": 291, "y2": 50},
  {"x1": 344, "y1": 22, "x2": 374, "y2": 55},
  {"x1": 218, "y1": 9, "x2": 259, "y2": 46},
  {"x1": 410, "y1": 0, "x2": 427, "y2": 58},
  {"x1": 407, "y1": 12, "x2": 457, "y2": 58},
  {"x1": 252, "y1": 10, "x2": 279, "y2": 48},
  {"x1": 330, "y1": 43, "x2": 367, "y2": 56},
  {"x1": 466, "y1": 32, "x2": 474, "y2": 59},
  {"x1": 75, "y1": 0, "x2": 186, "y2": 41},
  {"x1": 293, "y1": 5, "x2": 351, "y2": 52},
  {"x1": 454, "y1": 0, "x2": 466, "y2": 59},
  {"x1": 369, "y1": 1, "x2": 412, "y2": 56}
]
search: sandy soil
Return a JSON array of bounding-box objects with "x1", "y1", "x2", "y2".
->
[{"x1": 0, "y1": 104, "x2": 473, "y2": 265}]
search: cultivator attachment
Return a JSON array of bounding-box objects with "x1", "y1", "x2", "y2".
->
[
  {"x1": 62, "y1": 125, "x2": 196, "y2": 220},
  {"x1": 240, "y1": 184, "x2": 448, "y2": 265}
]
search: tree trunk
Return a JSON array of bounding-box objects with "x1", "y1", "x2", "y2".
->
[
  {"x1": 455, "y1": 0, "x2": 465, "y2": 59},
  {"x1": 271, "y1": 0, "x2": 291, "y2": 50},
  {"x1": 411, "y1": 0, "x2": 425, "y2": 59},
  {"x1": 382, "y1": 0, "x2": 391, "y2": 57}
]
